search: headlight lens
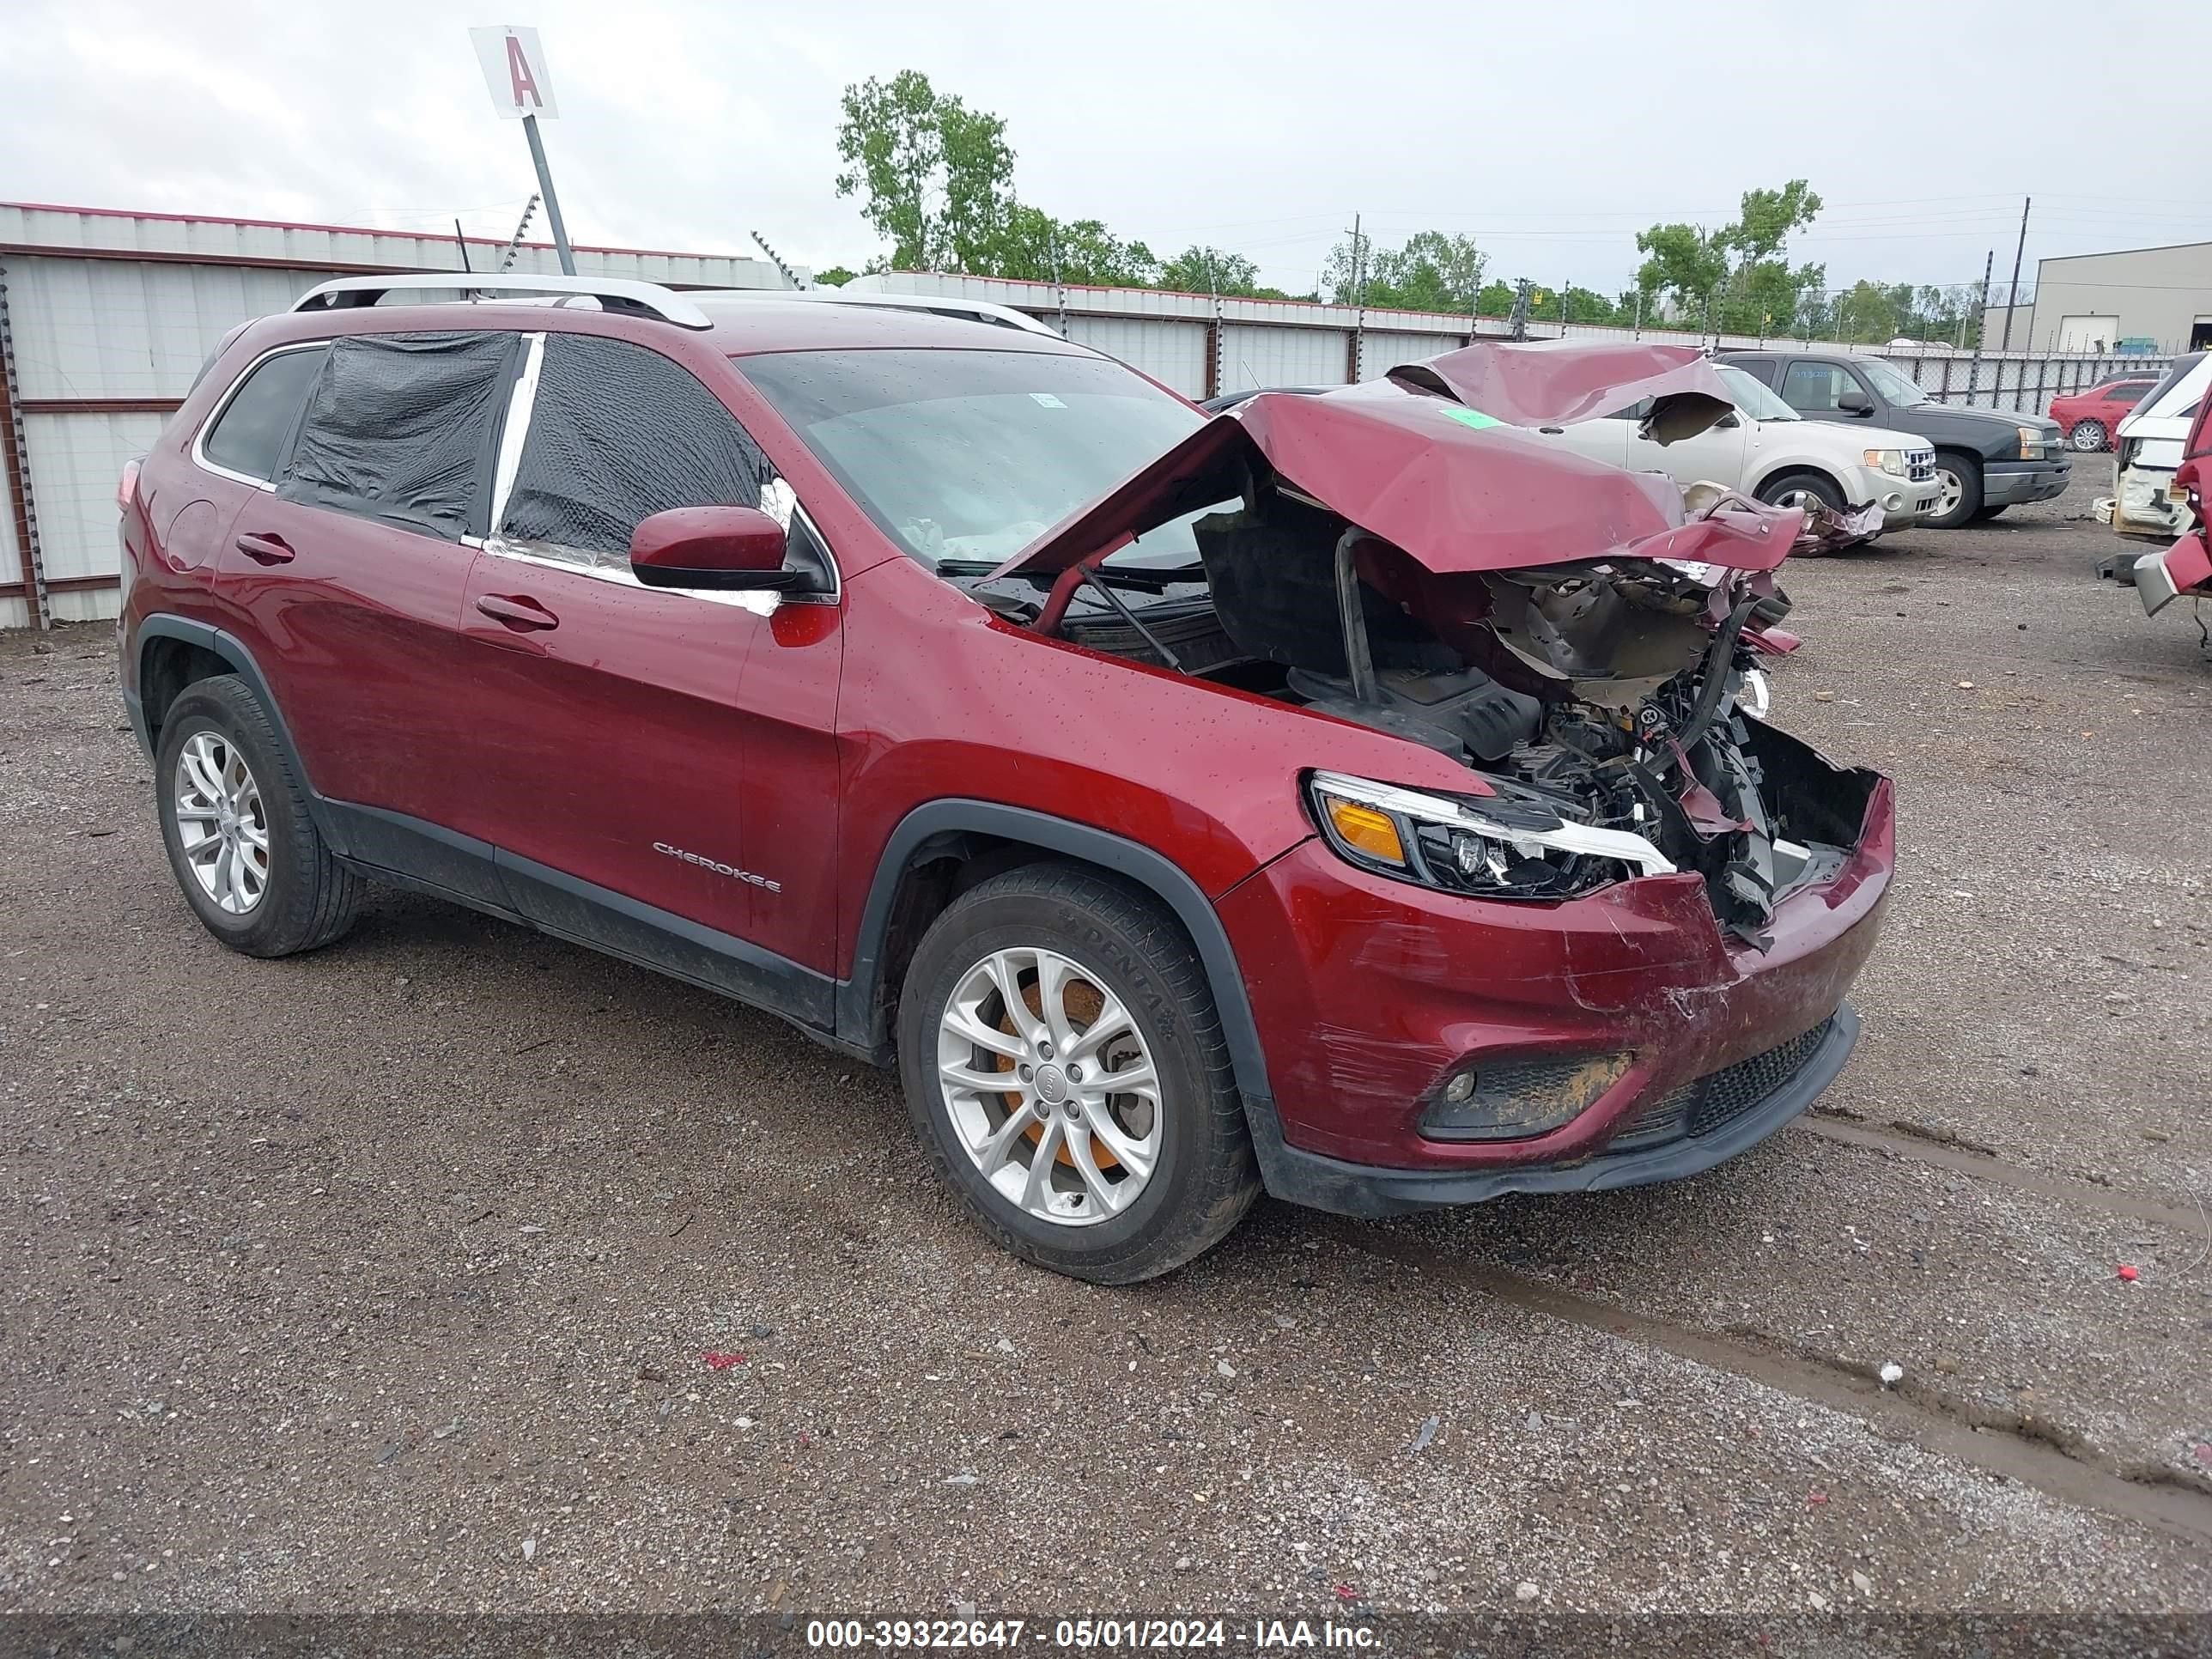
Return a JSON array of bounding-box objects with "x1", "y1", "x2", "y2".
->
[
  {"x1": 1307, "y1": 770, "x2": 1675, "y2": 902},
  {"x1": 1863, "y1": 447, "x2": 1907, "y2": 477},
  {"x1": 2018, "y1": 425, "x2": 2046, "y2": 459}
]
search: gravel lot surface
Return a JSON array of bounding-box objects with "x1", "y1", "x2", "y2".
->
[{"x1": 4, "y1": 474, "x2": 2210, "y2": 1626}]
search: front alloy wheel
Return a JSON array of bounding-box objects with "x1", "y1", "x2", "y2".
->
[
  {"x1": 173, "y1": 730, "x2": 269, "y2": 915},
  {"x1": 937, "y1": 945, "x2": 1162, "y2": 1225},
  {"x1": 896, "y1": 863, "x2": 1259, "y2": 1283}
]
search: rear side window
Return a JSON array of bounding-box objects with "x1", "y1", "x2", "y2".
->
[
  {"x1": 498, "y1": 335, "x2": 776, "y2": 556},
  {"x1": 2111, "y1": 382, "x2": 2152, "y2": 404},
  {"x1": 1726, "y1": 358, "x2": 1778, "y2": 389},
  {"x1": 283, "y1": 331, "x2": 521, "y2": 539},
  {"x1": 200, "y1": 346, "x2": 328, "y2": 482}
]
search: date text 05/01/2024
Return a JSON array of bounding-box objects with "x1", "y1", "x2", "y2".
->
[{"x1": 803, "y1": 1618, "x2": 1379, "y2": 1650}]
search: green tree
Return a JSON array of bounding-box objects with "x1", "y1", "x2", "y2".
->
[
  {"x1": 813, "y1": 266, "x2": 858, "y2": 288},
  {"x1": 1158, "y1": 246, "x2": 1285, "y2": 298},
  {"x1": 1475, "y1": 279, "x2": 1517, "y2": 317},
  {"x1": 970, "y1": 205, "x2": 1160, "y2": 286},
  {"x1": 1632, "y1": 222, "x2": 1730, "y2": 323},
  {"x1": 1526, "y1": 283, "x2": 1620, "y2": 325},
  {"x1": 1828, "y1": 280, "x2": 1900, "y2": 343},
  {"x1": 834, "y1": 70, "x2": 1016, "y2": 271},
  {"x1": 1634, "y1": 180, "x2": 1824, "y2": 336},
  {"x1": 1324, "y1": 229, "x2": 1487, "y2": 311}
]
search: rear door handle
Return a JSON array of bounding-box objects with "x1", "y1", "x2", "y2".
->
[
  {"x1": 234, "y1": 532, "x2": 295, "y2": 565},
  {"x1": 474, "y1": 592, "x2": 560, "y2": 631}
]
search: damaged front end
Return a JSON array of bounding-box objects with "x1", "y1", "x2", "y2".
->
[
  {"x1": 987, "y1": 342, "x2": 1888, "y2": 945},
  {"x1": 1211, "y1": 501, "x2": 1877, "y2": 946}
]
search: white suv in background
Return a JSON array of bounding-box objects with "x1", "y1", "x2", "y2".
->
[{"x1": 1534, "y1": 363, "x2": 1942, "y2": 541}]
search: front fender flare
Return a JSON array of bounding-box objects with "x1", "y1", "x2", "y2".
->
[{"x1": 836, "y1": 799, "x2": 1277, "y2": 1115}]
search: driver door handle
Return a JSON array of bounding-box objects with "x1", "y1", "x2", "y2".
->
[
  {"x1": 475, "y1": 592, "x2": 560, "y2": 631},
  {"x1": 234, "y1": 532, "x2": 295, "y2": 565}
]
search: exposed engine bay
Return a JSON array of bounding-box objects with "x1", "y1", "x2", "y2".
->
[
  {"x1": 964, "y1": 345, "x2": 1887, "y2": 946},
  {"x1": 960, "y1": 478, "x2": 1879, "y2": 947}
]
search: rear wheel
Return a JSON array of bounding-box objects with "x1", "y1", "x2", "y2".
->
[
  {"x1": 155, "y1": 676, "x2": 363, "y2": 957},
  {"x1": 896, "y1": 863, "x2": 1259, "y2": 1283},
  {"x1": 2070, "y1": 419, "x2": 2107, "y2": 453},
  {"x1": 1925, "y1": 453, "x2": 1984, "y2": 529}
]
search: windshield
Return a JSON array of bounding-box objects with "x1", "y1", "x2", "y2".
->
[
  {"x1": 1717, "y1": 365, "x2": 1796, "y2": 422},
  {"x1": 1857, "y1": 358, "x2": 1931, "y2": 407},
  {"x1": 738, "y1": 348, "x2": 1211, "y2": 571}
]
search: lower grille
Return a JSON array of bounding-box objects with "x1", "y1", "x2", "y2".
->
[{"x1": 1608, "y1": 1018, "x2": 1834, "y2": 1151}]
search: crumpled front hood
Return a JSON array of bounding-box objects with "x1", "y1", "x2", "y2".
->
[{"x1": 990, "y1": 342, "x2": 1803, "y2": 583}]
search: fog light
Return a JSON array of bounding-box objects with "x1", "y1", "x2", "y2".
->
[
  {"x1": 1420, "y1": 1051, "x2": 1632, "y2": 1141},
  {"x1": 1883, "y1": 491, "x2": 1903, "y2": 512}
]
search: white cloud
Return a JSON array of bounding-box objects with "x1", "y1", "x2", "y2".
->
[{"x1": 5, "y1": 0, "x2": 2209, "y2": 294}]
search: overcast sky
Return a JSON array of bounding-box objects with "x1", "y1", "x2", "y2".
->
[{"x1": 7, "y1": 0, "x2": 2209, "y2": 300}]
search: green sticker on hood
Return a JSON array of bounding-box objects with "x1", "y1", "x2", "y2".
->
[{"x1": 1441, "y1": 405, "x2": 1504, "y2": 430}]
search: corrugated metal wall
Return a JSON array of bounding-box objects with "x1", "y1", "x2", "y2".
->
[
  {"x1": 0, "y1": 202, "x2": 796, "y2": 629},
  {"x1": 1063, "y1": 315, "x2": 1209, "y2": 397},
  {"x1": 1218, "y1": 323, "x2": 1350, "y2": 393}
]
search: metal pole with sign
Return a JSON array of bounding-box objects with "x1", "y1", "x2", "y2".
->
[{"x1": 469, "y1": 26, "x2": 575, "y2": 276}]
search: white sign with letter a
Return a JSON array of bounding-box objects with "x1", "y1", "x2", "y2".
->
[{"x1": 470, "y1": 25, "x2": 559, "y2": 118}]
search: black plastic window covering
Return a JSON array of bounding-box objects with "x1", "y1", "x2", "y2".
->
[
  {"x1": 282, "y1": 331, "x2": 520, "y2": 539},
  {"x1": 499, "y1": 334, "x2": 774, "y2": 554}
]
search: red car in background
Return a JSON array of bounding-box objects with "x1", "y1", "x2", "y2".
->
[{"x1": 2050, "y1": 376, "x2": 2160, "y2": 453}]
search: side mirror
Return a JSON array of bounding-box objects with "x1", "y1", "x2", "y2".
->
[
  {"x1": 1715, "y1": 410, "x2": 1741, "y2": 430},
  {"x1": 1837, "y1": 389, "x2": 1875, "y2": 416},
  {"x1": 629, "y1": 506, "x2": 798, "y2": 591}
]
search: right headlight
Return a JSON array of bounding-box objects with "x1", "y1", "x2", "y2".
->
[
  {"x1": 1306, "y1": 770, "x2": 1674, "y2": 902},
  {"x1": 1863, "y1": 447, "x2": 1907, "y2": 477}
]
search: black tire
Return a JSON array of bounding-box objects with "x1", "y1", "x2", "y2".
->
[
  {"x1": 155, "y1": 675, "x2": 363, "y2": 958},
  {"x1": 2070, "y1": 419, "x2": 2106, "y2": 453},
  {"x1": 1925, "y1": 452, "x2": 1984, "y2": 530},
  {"x1": 896, "y1": 863, "x2": 1260, "y2": 1284},
  {"x1": 1753, "y1": 471, "x2": 1846, "y2": 554},
  {"x1": 1972, "y1": 504, "x2": 2009, "y2": 522}
]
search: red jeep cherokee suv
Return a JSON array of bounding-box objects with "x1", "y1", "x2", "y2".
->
[{"x1": 118, "y1": 276, "x2": 1893, "y2": 1282}]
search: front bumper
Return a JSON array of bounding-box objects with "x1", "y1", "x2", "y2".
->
[
  {"x1": 1983, "y1": 457, "x2": 2072, "y2": 507},
  {"x1": 1217, "y1": 751, "x2": 1893, "y2": 1200},
  {"x1": 1874, "y1": 478, "x2": 1944, "y2": 526},
  {"x1": 1251, "y1": 1006, "x2": 1858, "y2": 1217}
]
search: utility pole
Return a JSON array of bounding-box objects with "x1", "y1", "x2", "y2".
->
[
  {"x1": 1968, "y1": 249, "x2": 1994, "y2": 401},
  {"x1": 1347, "y1": 213, "x2": 1367, "y2": 380},
  {"x1": 453, "y1": 219, "x2": 473, "y2": 274},
  {"x1": 1508, "y1": 278, "x2": 1532, "y2": 342},
  {"x1": 1999, "y1": 195, "x2": 2030, "y2": 354},
  {"x1": 1631, "y1": 288, "x2": 1643, "y2": 340}
]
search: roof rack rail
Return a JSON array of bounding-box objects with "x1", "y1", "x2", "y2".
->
[
  {"x1": 686, "y1": 287, "x2": 1063, "y2": 338},
  {"x1": 290, "y1": 273, "x2": 719, "y2": 330}
]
